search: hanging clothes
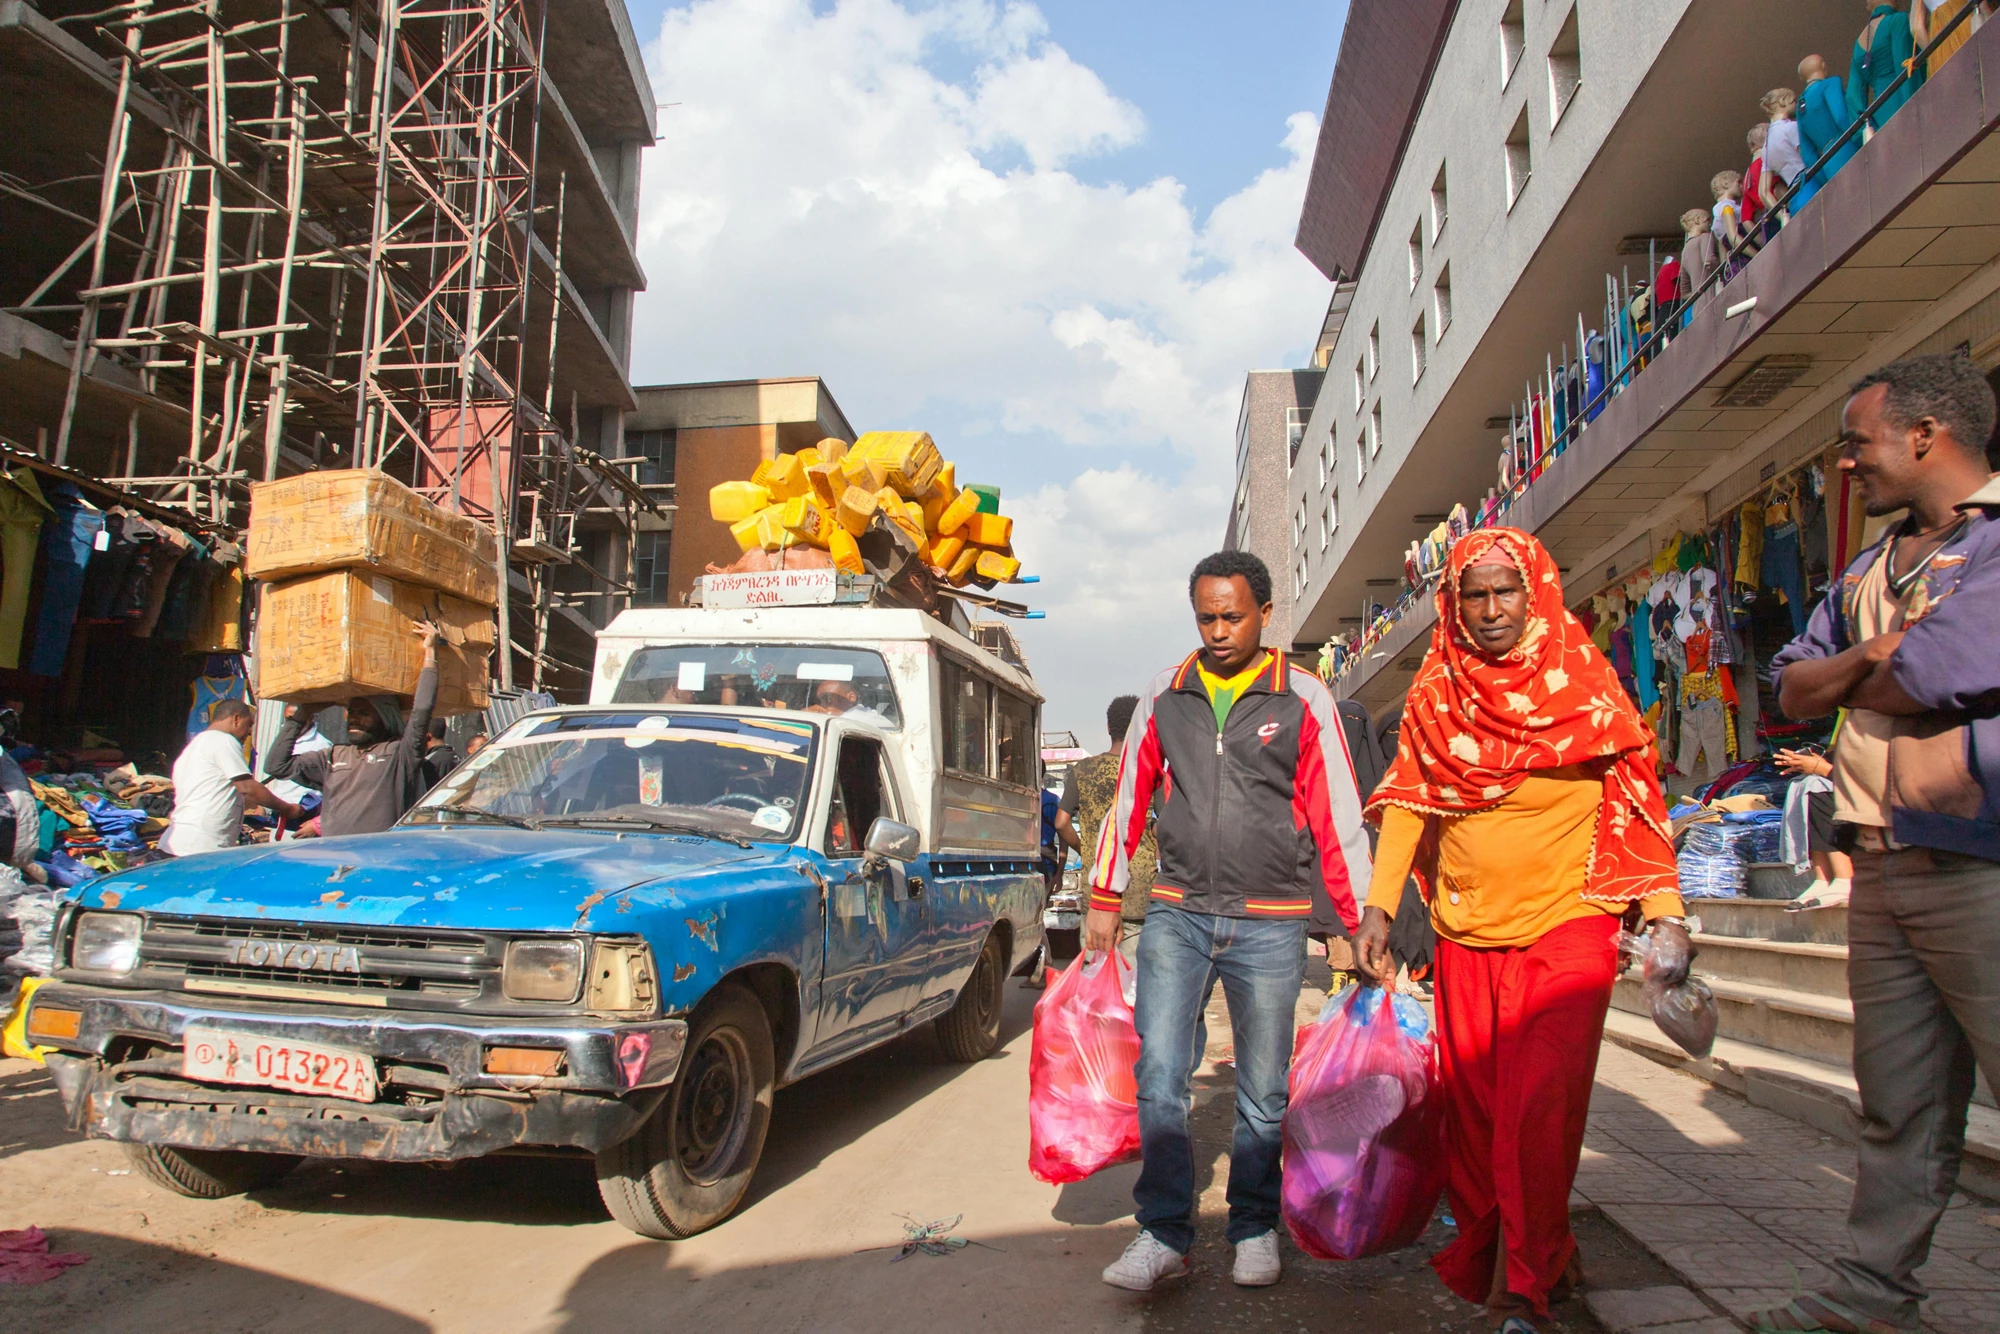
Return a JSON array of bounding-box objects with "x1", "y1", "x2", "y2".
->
[
  {"x1": 187, "y1": 543, "x2": 245, "y2": 653},
  {"x1": 1735, "y1": 498, "x2": 1766, "y2": 593},
  {"x1": 131, "y1": 527, "x2": 190, "y2": 638},
  {"x1": 153, "y1": 533, "x2": 214, "y2": 642},
  {"x1": 1583, "y1": 333, "x2": 1609, "y2": 420},
  {"x1": 110, "y1": 516, "x2": 164, "y2": 620},
  {"x1": 1631, "y1": 581, "x2": 1657, "y2": 712},
  {"x1": 0, "y1": 469, "x2": 53, "y2": 670},
  {"x1": 25, "y1": 482, "x2": 103, "y2": 677}
]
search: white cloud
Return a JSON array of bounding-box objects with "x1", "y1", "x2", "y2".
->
[{"x1": 633, "y1": 0, "x2": 1329, "y2": 745}]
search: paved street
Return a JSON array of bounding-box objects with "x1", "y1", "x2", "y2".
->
[{"x1": 2, "y1": 969, "x2": 1683, "y2": 1334}]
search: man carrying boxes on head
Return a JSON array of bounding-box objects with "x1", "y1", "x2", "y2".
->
[{"x1": 265, "y1": 624, "x2": 439, "y2": 837}]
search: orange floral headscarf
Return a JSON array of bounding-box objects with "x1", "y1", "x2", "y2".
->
[{"x1": 1364, "y1": 527, "x2": 1676, "y2": 905}]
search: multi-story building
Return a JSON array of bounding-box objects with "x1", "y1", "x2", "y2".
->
[
  {"x1": 620, "y1": 377, "x2": 856, "y2": 611},
  {"x1": 1224, "y1": 368, "x2": 1323, "y2": 648},
  {"x1": 1289, "y1": 0, "x2": 2000, "y2": 716},
  {"x1": 1274, "y1": 0, "x2": 2000, "y2": 1229}
]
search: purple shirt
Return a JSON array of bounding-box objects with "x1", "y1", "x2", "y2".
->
[{"x1": 1769, "y1": 480, "x2": 2000, "y2": 861}]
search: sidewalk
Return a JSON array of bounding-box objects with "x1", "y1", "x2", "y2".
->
[{"x1": 1579, "y1": 1042, "x2": 2000, "y2": 1334}]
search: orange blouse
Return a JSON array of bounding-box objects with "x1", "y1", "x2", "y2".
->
[{"x1": 1364, "y1": 765, "x2": 1685, "y2": 949}]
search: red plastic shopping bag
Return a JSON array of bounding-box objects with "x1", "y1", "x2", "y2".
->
[
  {"x1": 1280, "y1": 984, "x2": 1445, "y2": 1260},
  {"x1": 1027, "y1": 950, "x2": 1142, "y2": 1184}
]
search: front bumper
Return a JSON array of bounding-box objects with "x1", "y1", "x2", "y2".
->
[{"x1": 29, "y1": 985, "x2": 687, "y2": 1162}]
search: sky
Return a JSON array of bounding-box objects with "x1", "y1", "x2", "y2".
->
[{"x1": 623, "y1": 0, "x2": 1350, "y2": 748}]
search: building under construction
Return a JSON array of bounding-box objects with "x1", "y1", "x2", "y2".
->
[{"x1": 0, "y1": 0, "x2": 656, "y2": 746}]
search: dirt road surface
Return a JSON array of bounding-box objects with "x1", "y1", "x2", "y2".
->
[{"x1": 1, "y1": 973, "x2": 1666, "y2": 1333}]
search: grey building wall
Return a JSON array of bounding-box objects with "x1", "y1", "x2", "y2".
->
[{"x1": 1226, "y1": 369, "x2": 1323, "y2": 650}]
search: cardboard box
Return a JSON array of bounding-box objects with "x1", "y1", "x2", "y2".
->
[
  {"x1": 256, "y1": 571, "x2": 496, "y2": 716},
  {"x1": 246, "y1": 469, "x2": 501, "y2": 607}
]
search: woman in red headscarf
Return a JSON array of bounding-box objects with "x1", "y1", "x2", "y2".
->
[{"x1": 1353, "y1": 528, "x2": 1689, "y2": 1334}]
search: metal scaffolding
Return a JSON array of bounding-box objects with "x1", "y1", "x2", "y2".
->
[{"x1": 12, "y1": 0, "x2": 648, "y2": 690}]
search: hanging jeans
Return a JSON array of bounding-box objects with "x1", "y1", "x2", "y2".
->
[
  {"x1": 0, "y1": 470, "x2": 52, "y2": 670},
  {"x1": 26, "y1": 483, "x2": 104, "y2": 676},
  {"x1": 1761, "y1": 521, "x2": 1807, "y2": 635}
]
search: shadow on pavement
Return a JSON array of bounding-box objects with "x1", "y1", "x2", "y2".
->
[
  {"x1": 0, "y1": 1063, "x2": 74, "y2": 1163},
  {"x1": 3, "y1": 1227, "x2": 430, "y2": 1334},
  {"x1": 137, "y1": 984, "x2": 1042, "y2": 1231}
]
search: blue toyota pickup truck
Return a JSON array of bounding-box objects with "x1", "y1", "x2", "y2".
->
[{"x1": 23, "y1": 605, "x2": 1045, "y2": 1238}]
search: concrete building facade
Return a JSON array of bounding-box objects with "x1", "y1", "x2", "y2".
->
[
  {"x1": 1224, "y1": 368, "x2": 1322, "y2": 649},
  {"x1": 623, "y1": 377, "x2": 856, "y2": 609},
  {"x1": 1287, "y1": 0, "x2": 2000, "y2": 710}
]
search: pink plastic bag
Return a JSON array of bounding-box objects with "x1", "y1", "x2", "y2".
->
[
  {"x1": 1027, "y1": 950, "x2": 1142, "y2": 1184},
  {"x1": 1281, "y1": 985, "x2": 1446, "y2": 1260}
]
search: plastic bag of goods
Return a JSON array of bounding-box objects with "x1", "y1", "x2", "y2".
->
[
  {"x1": 1281, "y1": 984, "x2": 1445, "y2": 1261},
  {"x1": 1618, "y1": 927, "x2": 1718, "y2": 1059},
  {"x1": 1027, "y1": 950, "x2": 1141, "y2": 1184}
]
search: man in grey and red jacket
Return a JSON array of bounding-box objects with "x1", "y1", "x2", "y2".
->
[
  {"x1": 1089, "y1": 550, "x2": 1371, "y2": 1293},
  {"x1": 1756, "y1": 353, "x2": 2000, "y2": 1334}
]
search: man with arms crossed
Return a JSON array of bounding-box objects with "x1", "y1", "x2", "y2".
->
[
  {"x1": 1755, "y1": 353, "x2": 2000, "y2": 1334},
  {"x1": 1089, "y1": 551, "x2": 1371, "y2": 1291}
]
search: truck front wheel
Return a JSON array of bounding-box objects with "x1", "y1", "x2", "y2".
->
[
  {"x1": 595, "y1": 984, "x2": 774, "y2": 1239},
  {"x1": 126, "y1": 1144, "x2": 301, "y2": 1198},
  {"x1": 934, "y1": 931, "x2": 1005, "y2": 1061}
]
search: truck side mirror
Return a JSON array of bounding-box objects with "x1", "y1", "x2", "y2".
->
[{"x1": 862, "y1": 818, "x2": 921, "y2": 866}]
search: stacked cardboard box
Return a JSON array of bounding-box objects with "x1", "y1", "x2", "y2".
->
[{"x1": 249, "y1": 470, "x2": 499, "y2": 715}]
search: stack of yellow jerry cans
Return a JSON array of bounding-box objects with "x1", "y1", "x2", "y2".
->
[{"x1": 708, "y1": 432, "x2": 1024, "y2": 586}]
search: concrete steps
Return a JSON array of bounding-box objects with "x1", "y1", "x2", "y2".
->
[{"x1": 1607, "y1": 895, "x2": 1996, "y2": 1131}]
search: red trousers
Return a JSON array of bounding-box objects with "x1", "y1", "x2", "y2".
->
[{"x1": 1430, "y1": 914, "x2": 1620, "y2": 1318}]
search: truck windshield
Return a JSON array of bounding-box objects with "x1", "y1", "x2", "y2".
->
[
  {"x1": 407, "y1": 714, "x2": 818, "y2": 841},
  {"x1": 611, "y1": 645, "x2": 901, "y2": 729}
]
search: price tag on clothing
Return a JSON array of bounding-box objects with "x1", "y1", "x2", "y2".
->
[{"x1": 93, "y1": 530, "x2": 110, "y2": 551}]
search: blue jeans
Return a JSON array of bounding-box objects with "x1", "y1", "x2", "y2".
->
[
  {"x1": 27, "y1": 481, "x2": 105, "y2": 676},
  {"x1": 1132, "y1": 904, "x2": 1305, "y2": 1253},
  {"x1": 1762, "y1": 521, "x2": 1806, "y2": 636}
]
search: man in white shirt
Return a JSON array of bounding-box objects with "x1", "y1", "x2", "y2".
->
[
  {"x1": 805, "y1": 679, "x2": 895, "y2": 729},
  {"x1": 160, "y1": 700, "x2": 303, "y2": 856}
]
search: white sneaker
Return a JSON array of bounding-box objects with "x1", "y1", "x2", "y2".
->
[
  {"x1": 1101, "y1": 1231, "x2": 1189, "y2": 1291},
  {"x1": 1232, "y1": 1230, "x2": 1282, "y2": 1286}
]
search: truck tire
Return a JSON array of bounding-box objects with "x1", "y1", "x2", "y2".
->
[
  {"x1": 934, "y1": 931, "x2": 1004, "y2": 1062},
  {"x1": 125, "y1": 1143, "x2": 301, "y2": 1198},
  {"x1": 595, "y1": 984, "x2": 774, "y2": 1239}
]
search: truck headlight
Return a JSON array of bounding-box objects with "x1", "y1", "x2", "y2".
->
[
  {"x1": 72, "y1": 912, "x2": 142, "y2": 975},
  {"x1": 585, "y1": 940, "x2": 660, "y2": 1015},
  {"x1": 503, "y1": 937, "x2": 584, "y2": 1002}
]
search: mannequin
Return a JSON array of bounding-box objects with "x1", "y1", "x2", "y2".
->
[
  {"x1": 1795, "y1": 54, "x2": 1861, "y2": 209},
  {"x1": 1849, "y1": 2, "x2": 1922, "y2": 129},
  {"x1": 1710, "y1": 170, "x2": 1746, "y2": 257},
  {"x1": 1677, "y1": 208, "x2": 1718, "y2": 308},
  {"x1": 1912, "y1": 0, "x2": 1987, "y2": 77},
  {"x1": 1761, "y1": 87, "x2": 1804, "y2": 213},
  {"x1": 1742, "y1": 123, "x2": 1770, "y2": 233}
]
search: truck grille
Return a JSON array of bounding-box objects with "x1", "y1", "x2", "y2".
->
[{"x1": 132, "y1": 915, "x2": 502, "y2": 1010}]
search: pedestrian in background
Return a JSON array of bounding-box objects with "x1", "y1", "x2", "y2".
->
[
  {"x1": 1056, "y1": 695, "x2": 1152, "y2": 961},
  {"x1": 1755, "y1": 354, "x2": 2000, "y2": 1334},
  {"x1": 423, "y1": 716, "x2": 460, "y2": 789},
  {"x1": 1090, "y1": 550, "x2": 1371, "y2": 1292},
  {"x1": 1353, "y1": 527, "x2": 1689, "y2": 1334}
]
